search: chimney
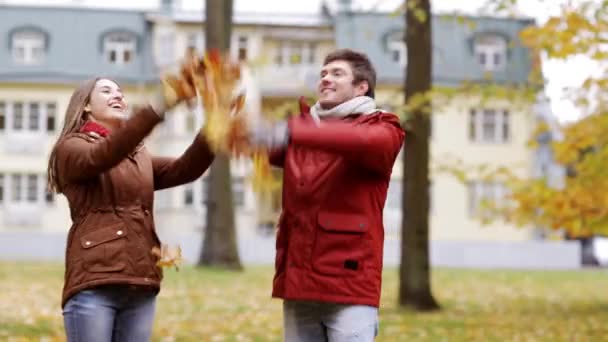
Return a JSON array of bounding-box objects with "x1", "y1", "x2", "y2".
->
[{"x1": 337, "y1": 0, "x2": 353, "y2": 13}]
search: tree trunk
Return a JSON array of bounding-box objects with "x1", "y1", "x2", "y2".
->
[
  {"x1": 198, "y1": 0, "x2": 242, "y2": 270},
  {"x1": 399, "y1": 0, "x2": 439, "y2": 310}
]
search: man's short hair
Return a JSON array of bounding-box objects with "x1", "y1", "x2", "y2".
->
[{"x1": 323, "y1": 49, "x2": 377, "y2": 98}]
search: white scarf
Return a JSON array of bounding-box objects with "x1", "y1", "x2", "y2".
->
[{"x1": 310, "y1": 96, "x2": 378, "y2": 124}]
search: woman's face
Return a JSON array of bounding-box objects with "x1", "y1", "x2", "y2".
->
[{"x1": 85, "y1": 79, "x2": 128, "y2": 129}]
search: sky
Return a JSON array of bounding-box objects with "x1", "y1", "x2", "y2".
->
[{"x1": 2, "y1": 0, "x2": 594, "y2": 123}]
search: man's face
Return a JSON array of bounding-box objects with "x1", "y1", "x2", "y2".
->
[{"x1": 317, "y1": 60, "x2": 368, "y2": 109}]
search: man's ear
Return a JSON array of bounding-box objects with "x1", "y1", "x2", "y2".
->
[{"x1": 355, "y1": 81, "x2": 369, "y2": 97}]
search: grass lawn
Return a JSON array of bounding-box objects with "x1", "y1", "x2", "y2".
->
[{"x1": 1, "y1": 262, "x2": 608, "y2": 341}]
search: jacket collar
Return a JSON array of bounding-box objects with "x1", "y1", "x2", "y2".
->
[{"x1": 80, "y1": 121, "x2": 110, "y2": 138}]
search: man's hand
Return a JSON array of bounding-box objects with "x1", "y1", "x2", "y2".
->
[{"x1": 248, "y1": 119, "x2": 290, "y2": 150}]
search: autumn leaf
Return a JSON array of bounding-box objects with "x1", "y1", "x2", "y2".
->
[{"x1": 151, "y1": 244, "x2": 183, "y2": 271}]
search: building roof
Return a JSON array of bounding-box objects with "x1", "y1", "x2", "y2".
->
[
  {"x1": 156, "y1": 10, "x2": 332, "y2": 27},
  {"x1": 335, "y1": 11, "x2": 535, "y2": 86},
  {"x1": 0, "y1": 5, "x2": 157, "y2": 85}
]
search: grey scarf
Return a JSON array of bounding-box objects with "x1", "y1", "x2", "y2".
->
[{"x1": 310, "y1": 96, "x2": 377, "y2": 124}]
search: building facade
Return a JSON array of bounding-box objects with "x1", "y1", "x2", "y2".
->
[{"x1": 0, "y1": 2, "x2": 549, "y2": 242}]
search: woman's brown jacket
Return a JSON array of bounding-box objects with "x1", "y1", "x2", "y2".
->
[{"x1": 55, "y1": 106, "x2": 213, "y2": 307}]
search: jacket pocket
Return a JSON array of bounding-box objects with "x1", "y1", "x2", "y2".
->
[
  {"x1": 312, "y1": 211, "x2": 369, "y2": 277},
  {"x1": 80, "y1": 222, "x2": 128, "y2": 273}
]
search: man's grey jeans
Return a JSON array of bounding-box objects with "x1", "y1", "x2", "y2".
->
[{"x1": 283, "y1": 300, "x2": 379, "y2": 341}]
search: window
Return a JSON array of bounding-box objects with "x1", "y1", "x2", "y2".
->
[
  {"x1": 1, "y1": 101, "x2": 56, "y2": 133},
  {"x1": 187, "y1": 33, "x2": 204, "y2": 53},
  {"x1": 275, "y1": 41, "x2": 317, "y2": 66},
  {"x1": 45, "y1": 182, "x2": 54, "y2": 204},
  {"x1": 468, "y1": 180, "x2": 508, "y2": 217},
  {"x1": 482, "y1": 109, "x2": 496, "y2": 141},
  {"x1": 185, "y1": 112, "x2": 197, "y2": 133},
  {"x1": 184, "y1": 184, "x2": 194, "y2": 205},
  {"x1": 0, "y1": 102, "x2": 5, "y2": 131},
  {"x1": 11, "y1": 174, "x2": 21, "y2": 202},
  {"x1": 200, "y1": 178, "x2": 208, "y2": 205},
  {"x1": 386, "y1": 179, "x2": 401, "y2": 210},
  {"x1": 4, "y1": 173, "x2": 53, "y2": 204},
  {"x1": 236, "y1": 36, "x2": 248, "y2": 61},
  {"x1": 26, "y1": 174, "x2": 37, "y2": 202},
  {"x1": 469, "y1": 109, "x2": 510, "y2": 143},
  {"x1": 46, "y1": 103, "x2": 56, "y2": 132},
  {"x1": 28, "y1": 103, "x2": 39, "y2": 131},
  {"x1": 502, "y1": 111, "x2": 510, "y2": 141},
  {"x1": 289, "y1": 43, "x2": 302, "y2": 65},
  {"x1": 387, "y1": 32, "x2": 407, "y2": 67},
  {"x1": 157, "y1": 31, "x2": 175, "y2": 66},
  {"x1": 0, "y1": 173, "x2": 4, "y2": 203},
  {"x1": 13, "y1": 102, "x2": 23, "y2": 130},
  {"x1": 474, "y1": 34, "x2": 507, "y2": 71},
  {"x1": 232, "y1": 177, "x2": 245, "y2": 207},
  {"x1": 12, "y1": 30, "x2": 46, "y2": 65},
  {"x1": 104, "y1": 32, "x2": 136, "y2": 65}
]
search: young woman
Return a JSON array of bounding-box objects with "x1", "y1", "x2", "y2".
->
[{"x1": 47, "y1": 77, "x2": 213, "y2": 342}]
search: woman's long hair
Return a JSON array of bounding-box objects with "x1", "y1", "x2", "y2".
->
[{"x1": 47, "y1": 77, "x2": 102, "y2": 194}]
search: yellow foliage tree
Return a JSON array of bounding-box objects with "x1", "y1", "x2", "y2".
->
[{"x1": 480, "y1": 1, "x2": 608, "y2": 237}]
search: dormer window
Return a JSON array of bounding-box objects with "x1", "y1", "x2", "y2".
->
[
  {"x1": 387, "y1": 32, "x2": 407, "y2": 67},
  {"x1": 103, "y1": 31, "x2": 136, "y2": 65},
  {"x1": 474, "y1": 34, "x2": 507, "y2": 71},
  {"x1": 12, "y1": 30, "x2": 46, "y2": 65}
]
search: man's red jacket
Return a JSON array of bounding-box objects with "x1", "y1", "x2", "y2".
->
[{"x1": 269, "y1": 98, "x2": 405, "y2": 307}]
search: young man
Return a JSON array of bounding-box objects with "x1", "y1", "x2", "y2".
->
[{"x1": 249, "y1": 49, "x2": 405, "y2": 341}]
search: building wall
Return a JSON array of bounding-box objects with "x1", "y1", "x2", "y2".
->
[
  {"x1": 376, "y1": 87, "x2": 536, "y2": 241},
  {"x1": 0, "y1": 83, "x2": 149, "y2": 231},
  {"x1": 0, "y1": 5, "x2": 545, "y2": 243}
]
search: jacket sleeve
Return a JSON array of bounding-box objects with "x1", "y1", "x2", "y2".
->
[
  {"x1": 152, "y1": 133, "x2": 215, "y2": 190},
  {"x1": 268, "y1": 148, "x2": 286, "y2": 168},
  {"x1": 56, "y1": 106, "x2": 163, "y2": 184},
  {"x1": 288, "y1": 113, "x2": 405, "y2": 175}
]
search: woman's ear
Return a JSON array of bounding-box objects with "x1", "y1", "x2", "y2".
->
[{"x1": 84, "y1": 104, "x2": 91, "y2": 113}]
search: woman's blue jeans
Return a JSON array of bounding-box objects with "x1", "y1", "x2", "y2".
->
[{"x1": 63, "y1": 285, "x2": 157, "y2": 342}]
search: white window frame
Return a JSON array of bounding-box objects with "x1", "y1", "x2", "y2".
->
[
  {"x1": 469, "y1": 109, "x2": 510, "y2": 143},
  {"x1": 2, "y1": 173, "x2": 53, "y2": 207},
  {"x1": 46, "y1": 102, "x2": 56, "y2": 133},
  {"x1": 12, "y1": 31, "x2": 45, "y2": 65},
  {"x1": 234, "y1": 35, "x2": 249, "y2": 62},
  {"x1": 26, "y1": 174, "x2": 37, "y2": 202},
  {"x1": 183, "y1": 183, "x2": 194, "y2": 205},
  {"x1": 104, "y1": 32, "x2": 136, "y2": 66},
  {"x1": 0, "y1": 173, "x2": 4, "y2": 204},
  {"x1": 157, "y1": 31, "x2": 175, "y2": 66},
  {"x1": 275, "y1": 41, "x2": 317, "y2": 66},
  {"x1": 387, "y1": 33, "x2": 407, "y2": 67},
  {"x1": 474, "y1": 35, "x2": 507, "y2": 71},
  {"x1": 232, "y1": 177, "x2": 245, "y2": 207},
  {"x1": 186, "y1": 32, "x2": 205, "y2": 53},
  {"x1": 468, "y1": 181, "x2": 508, "y2": 217},
  {"x1": 0, "y1": 102, "x2": 5, "y2": 132},
  {"x1": 1, "y1": 101, "x2": 54, "y2": 134}
]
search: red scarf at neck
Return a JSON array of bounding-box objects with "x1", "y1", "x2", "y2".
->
[{"x1": 80, "y1": 121, "x2": 110, "y2": 137}]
